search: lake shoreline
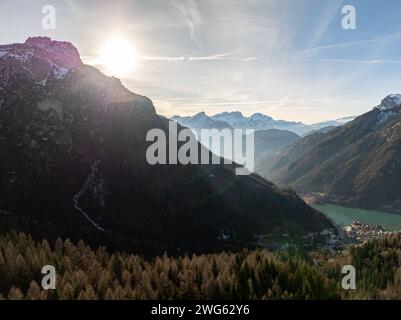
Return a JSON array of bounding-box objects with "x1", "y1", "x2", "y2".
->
[
  {"x1": 310, "y1": 202, "x2": 401, "y2": 232},
  {"x1": 301, "y1": 192, "x2": 401, "y2": 215}
]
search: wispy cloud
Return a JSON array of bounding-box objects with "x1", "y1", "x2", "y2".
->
[
  {"x1": 166, "y1": 0, "x2": 203, "y2": 47},
  {"x1": 174, "y1": 97, "x2": 334, "y2": 108},
  {"x1": 298, "y1": 39, "x2": 386, "y2": 57},
  {"x1": 305, "y1": 0, "x2": 346, "y2": 49},
  {"x1": 63, "y1": 0, "x2": 401, "y2": 123},
  {"x1": 187, "y1": 50, "x2": 238, "y2": 61},
  {"x1": 298, "y1": 31, "x2": 401, "y2": 57},
  {"x1": 82, "y1": 51, "x2": 257, "y2": 65},
  {"x1": 316, "y1": 58, "x2": 401, "y2": 64},
  {"x1": 186, "y1": 51, "x2": 256, "y2": 61}
]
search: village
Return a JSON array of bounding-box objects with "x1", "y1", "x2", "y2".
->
[
  {"x1": 312, "y1": 220, "x2": 398, "y2": 252},
  {"x1": 343, "y1": 220, "x2": 393, "y2": 243},
  {"x1": 253, "y1": 219, "x2": 398, "y2": 252}
]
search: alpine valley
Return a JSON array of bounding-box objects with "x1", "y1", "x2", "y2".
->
[{"x1": 4, "y1": 0, "x2": 401, "y2": 302}]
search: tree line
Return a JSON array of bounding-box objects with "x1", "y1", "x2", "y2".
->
[{"x1": 1, "y1": 231, "x2": 401, "y2": 299}]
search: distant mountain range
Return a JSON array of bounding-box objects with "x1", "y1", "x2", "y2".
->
[
  {"x1": 172, "y1": 112, "x2": 354, "y2": 136},
  {"x1": 171, "y1": 111, "x2": 354, "y2": 171},
  {"x1": 258, "y1": 94, "x2": 401, "y2": 213},
  {"x1": 0, "y1": 37, "x2": 334, "y2": 253}
]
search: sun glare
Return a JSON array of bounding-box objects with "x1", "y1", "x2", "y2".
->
[{"x1": 99, "y1": 38, "x2": 137, "y2": 77}]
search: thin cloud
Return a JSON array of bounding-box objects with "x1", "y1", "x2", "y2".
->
[
  {"x1": 306, "y1": 0, "x2": 346, "y2": 49},
  {"x1": 316, "y1": 58, "x2": 401, "y2": 64},
  {"x1": 178, "y1": 98, "x2": 317, "y2": 107},
  {"x1": 167, "y1": 0, "x2": 203, "y2": 47},
  {"x1": 82, "y1": 51, "x2": 257, "y2": 64},
  {"x1": 298, "y1": 39, "x2": 385, "y2": 57},
  {"x1": 187, "y1": 51, "x2": 256, "y2": 61},
  {"x1": 299, "y1": 31, "x2": 401, "y2": 57},
  {"x1": 138, "y1": 56, "x2": 187, "y2": 61}
]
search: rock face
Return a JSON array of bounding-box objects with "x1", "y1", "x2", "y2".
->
[
  {"x1": 0, "y1": 37, "x2": 81, "y2": 85},
  {"x1": 171, "y1": 112, "x2": 233, "y2": 131},
  {"x1": 259, "y1": 95, "x2": 401, "y2": 213},
  {"x1": 0, "y1": 37, "x2": 334, "y2": 252}
]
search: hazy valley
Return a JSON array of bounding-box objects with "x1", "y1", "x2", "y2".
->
[{"x1": 1, "y1": 36, "x2": 401, "y2": 301}]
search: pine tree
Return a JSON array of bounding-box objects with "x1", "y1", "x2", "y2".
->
[
  {"x1": 26, "y1": 281, "x2": 42, "y2": 300},
  {"x1": 8, "y1": 286, "x2": 24, "y2": 300},
  {"x1": 77, "y1": 285, "x2": 97, "y2": 300},
  {"x1": 57, "y1": 281, "x2": 75, "y2": 300}
]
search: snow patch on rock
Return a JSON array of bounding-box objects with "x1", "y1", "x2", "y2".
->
[
  {"x1": 377, "y1": 110, "x2": 396, "y2": 124},
  {"x1": 53, "y1": 66, "x2": 69, "y2": 79},
  {"x1": 375, "y1": 94, "x2": 401, "y2": 111}
]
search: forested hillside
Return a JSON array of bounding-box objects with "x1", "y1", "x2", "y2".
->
[
  {"x1": 2, "y1": 232, "x2": 401, "y2": 300},
  {"x1": 258, "y1": 95, "x2": 401, "y2": 213}
]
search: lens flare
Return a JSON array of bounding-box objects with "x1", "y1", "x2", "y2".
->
[{"x1": 99, "y1": 38, "x2": 137, "y2": 77}]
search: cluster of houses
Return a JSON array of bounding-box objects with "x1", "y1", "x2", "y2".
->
[{"x1": 343, "y1": 221, "x2": 392, "y2": 243}]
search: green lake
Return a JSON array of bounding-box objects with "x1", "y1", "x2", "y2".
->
[{"x1": 312, "y1": 203, "x2": 401, "y2": 231}]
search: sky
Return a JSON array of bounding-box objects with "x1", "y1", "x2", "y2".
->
[{"x1": 1, "y1": 0, "x2": 401, "y2": 123}]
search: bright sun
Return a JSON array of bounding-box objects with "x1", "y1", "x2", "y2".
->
[{"x1": 99, "y1": 38, "x2": 137, "y2": 77}]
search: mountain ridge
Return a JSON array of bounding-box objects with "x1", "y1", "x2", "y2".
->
[
  {"x1": 0, "y1": 37, "x2": 335, "y2": 253},
  {"x1": 258, "y1": 94, "x2": 401, "y2": 213},
  {"x1": 172, "y1": 111, "x2": 354, "y2": 136}
]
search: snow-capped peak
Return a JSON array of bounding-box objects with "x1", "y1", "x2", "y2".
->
[
  {"x1": 214, "y1": 111, "x2": 244, "y2": 119},
  {"x1": 250, "y1": 113, "x2": 273, "y2": 121},
  {"x1": 375, "y1": 94, "x2": 401, "y2": 111}
]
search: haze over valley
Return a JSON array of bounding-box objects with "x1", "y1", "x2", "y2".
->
[{"x1": 2, "y1": 0, "x2": 401, "y2": 302}]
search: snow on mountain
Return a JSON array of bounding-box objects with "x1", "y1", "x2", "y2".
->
[
  {"x1": 173, "y1": 111, "x2": 354, "y2": 135},
  {"x1": 53, "y1": 66, "x2": 69, "y2": 79},
  {"x1": 377, "y1": 109, "x2": 397, "y2": 125},
  {"x1": 172, "y1": 112, "x2": 232, "y2": 130},
  {"x1": 212, "y1": 112, "x2": 309, "y2": 134},
  {"x1": 211, "y1": 112, "x2": 332, "y2": 134},
  {"x1": 211, "y1": 111, "x2": 247, "y2": 128},
  {"x1": 375, "y1": 94, "x2": 401, "y2": 111},
  {"x1": 249, "y1": 113, "x2": 273, "y2": 122},
  {"x1": 0, "y1": 36, "x2": 82, "y2": 84},
  {"x1": 370, "y1": 94, "x2": 401, "y2": 125},
  {"x1": 259, "y1": 93, "x2": 401, "y2": 213}
]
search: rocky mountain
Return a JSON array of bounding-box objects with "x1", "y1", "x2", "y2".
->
[
  {"x1": 258, "y1": 94, "x2": 401, "y2": 213},
  {"x1": 210, "y1": 111, "x2": 309, "y2": 134},
  {"x1": 172, "y1": 111, "x2": 303, "y2": 133},
  {"x1": 171, "y1": 112, "x2": 232, "y2": 131},
  {"x1": 172, "y1": 111, "x2": 354, "y2": 136},
  {"x1": 0, "y1": 37, "x2": 334, "y2": 253}
]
